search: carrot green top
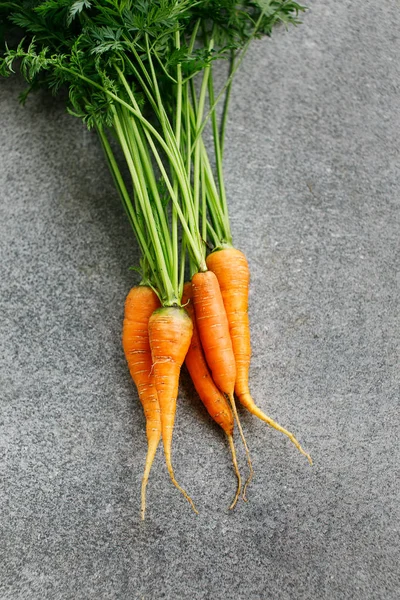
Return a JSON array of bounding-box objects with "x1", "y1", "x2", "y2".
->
[{"x1": 0, "y1": 1, "x2": 305, "y2": 302}]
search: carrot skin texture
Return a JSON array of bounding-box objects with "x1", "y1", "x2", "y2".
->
[
  {"x1": 182, "y1": 282, "x2": 234, "y2": 437},
  {"x1": 122, "y1": 285, "x2": 161, "y2": 519},
  {"x1": 206, "y1": 247, "x2": 312, "y2": 465},
  {"x1": 148, "y1": 306, "x2": 198, "y2": 512},
  {"x1": 206, "y1": 248, "x2": 250, "y2": 399},
  {"x1": 191, "y1": 270, "x2": 236, "y2": 396}
]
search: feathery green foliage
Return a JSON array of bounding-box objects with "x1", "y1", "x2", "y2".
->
[{"x1": 0, "y1": 0, "x2": 305, "y2": 303}]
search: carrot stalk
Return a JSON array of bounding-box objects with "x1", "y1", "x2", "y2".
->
[
  {"x1": 206, "y1": 247, "x2": 312, "y2": 466},
  {"x1": 191, "y1": 270, "x2": 254, "y2": 488},
  {"x1": 148, "y1": 305, "x2": 198, "y2": 513},
  {"x1": 122, "y1": 285, "x2": 161, "y2": 520},
  {"x1": 183, "y1": 282, "x2": 241, "y2": 508}
]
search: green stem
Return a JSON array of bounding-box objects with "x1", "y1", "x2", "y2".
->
[
  {"x1": 179, "y1": 236, "x2": 187, "y2": 292},
  {"x1": 193, "y1": 39, "x2": 213, "y2": 228},
  {"x1": 191, "y1": 7, "x2": 273, "y2": 149},
  {"x1": 219, "y1": 50, "x2": 235, "y2": 156},
  {"x1": 120, "y1": 107, "x2": 173, "y2": 271},
  {"x1": 141, "y1": 40, "x2": 205, "y2": 269},
  {"x1": 201, "y1": 155, "x2": 207, "y2": 244},
  {"x1": 115, "y1": 66, "x2": 173, "y2": 270},
  {"x1": 58, "y1": 62, "x2": 205, "y2": 270},
  {"x1": 208, "y1": 66, "x2": 230, "y2": 237},
  {"x1": 96, "y1": 125, "x2": 162, "y2": 292},
  {"x1": 184, "y1": 82, "x2": 192, "y2": 181},
  {"x1": 139, "y1": 120, "x2": 204, "y2": 269},
  {"x1": 173, "y1": 29, "x2": 183, "y2": 296},
  {"x1": 187, "y1": 100, "x2": 226, "y2": 241},
  {"x1": 144, "y1": 33, "x2": 175, "y2": 147},
  {"x1": 112, "y1": 105, "x2": 176, "y2": 305},
  {"x1": 206, "y1": 219, "x2": 220, "y2": 249}
]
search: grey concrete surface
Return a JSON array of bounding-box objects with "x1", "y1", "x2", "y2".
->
[{"x1": 1, "y1": 1, "x2": 399, "y2": 599}]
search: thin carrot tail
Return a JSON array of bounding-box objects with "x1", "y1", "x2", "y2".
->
[
  {"x1": 164, "y1": 450, "x2": 199, "y2": 515},
  {"x1": 140, "y1": 430, "x2": 161, "y2": 521},
  {"x1": 161, "y1": 409, "x2": 198, "y2": 514},
  {"x1": 238, "y1": 392, "x2": 313, "y2": 466},
  {"x1": 228, "y1": 393, "x2": 254, "y2": 501},
  {"x1": 163, "y1": 425, "x2": 198, "y2": 514},
  {"x1": 227, "y1": 434, "x2": 242, "y2": 510}
]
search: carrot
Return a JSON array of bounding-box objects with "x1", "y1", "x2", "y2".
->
[
  {"x1": 182, "y1": 282, "x2": 241, "y2": 509},
  {"x1": 191, "y1": 271, "x2": 236, "y2": 394},
  {"x1": 191, "y1": 270, "x2": 253, "y2": 494},
  {"x1": 148, "y1": 305, "x2": 198, "y2": 513},
  {"x1": 122, "y1": 285, "x2": 161, "y2": 520},
  {"x1": 206, "y1": 247, "x2": 312, "y2": 466}
]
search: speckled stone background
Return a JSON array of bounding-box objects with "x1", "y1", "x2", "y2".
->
[{"x1": 1, "y1": 1, "x2": 399, "y2": 599}]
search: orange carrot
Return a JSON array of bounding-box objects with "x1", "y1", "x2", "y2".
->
[
  {"x1": 191, "y1": 270, "x2": 236, "y2": 395},
  {"x1": 148, "y1": 305, "x2": 198, "y2": 513},
  {"x1": 191, "y1": 270, "x2": 253, "y2": 493},
  {"x1": 182, "y1": 282, "x2": 241, "y2": 509},
  {"x1": 122, "y1": 285, "x2": 161, "y2": 520},
  {"x1": 206, "y1": 247, "x2": 312, "y2": 466}
]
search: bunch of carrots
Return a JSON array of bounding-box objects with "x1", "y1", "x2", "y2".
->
[{"x1": 1, "y1": 0, "x2": 311, "y2": 518}]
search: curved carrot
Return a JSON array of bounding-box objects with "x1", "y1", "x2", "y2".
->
[
  {"x1": 206, "y1": 247, "x2": 312, "y2": 466},
  {"x1": 182, "y1": 282, "x2": 241, "y2": 509},
  {"x1": 191, "y1": 270, "x2": 253, "y2": 495},
  {"x1": 122, "y1": 285, "x2": 161, "y2": 520},
  {"x1": 148, "y1": 305, "x2": 198, "y2": 513},
  {"x1": 191, "y1": 271, "x2": 236, "y2": 395}
]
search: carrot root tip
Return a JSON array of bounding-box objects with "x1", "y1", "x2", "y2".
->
[
  {"x1": 238, "y1": 392, "x2": 312, "y2": 466},
  {"x1": 166, "y1": 462, "x2": 198, "y2": 515},
  {"x1": 242, "y1": 466, "x2": 254, "y2": 502},
  {"x1": 227, "y1": 434, "x2": 242, "y2": 510},
  {"x1": 227, "y1": 393, "x2": 254, "y2": 498},
  {"x1": 171, "y1": 478, "x2": 199, "y2": 515}
]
